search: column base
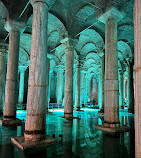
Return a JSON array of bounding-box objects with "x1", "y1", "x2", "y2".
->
[
  {"x1": 128, "y1": 109, "x2": 134, "y2": 114},
  {"x1": 61, "y1": 113, "x2": 79, "y2": 120},
  {"x1": 75, "y1": 107, "x2": 84, "y2": 112},
  {"x1": 0, "y1": 118, "x2": 22, "y2": 126},
  {"x1": 11, "y1": 135, "x2": 57, "y2": 151},
  {"x1": 98, "y1": 109, "x2": 104, "y2": 115},
  {"x1": 95, "y1": 125, "x2": 129, "y2": 133},
  {"x1": 120, "y1": 106, "x2": 124, "y2": 109}
]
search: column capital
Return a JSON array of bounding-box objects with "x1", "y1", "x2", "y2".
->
[
  {"x1": 56, "y1": 65, "x2": 65, "y2": 71},
  {"x1": 31, "y1": 0, "x2": 56, "y2": 9},
  {"x1": 98, "y1": 7, "x2": 124, "y2": 23},
  {"x1": 61, "y1": 37, "x2": 78, "y2": 51},
  {"x1": 19, "y1": 66, "x2": 28, "y2": 73},
  {"x1": 4, "y1": 19, "x2": 26, "y2": 33}
]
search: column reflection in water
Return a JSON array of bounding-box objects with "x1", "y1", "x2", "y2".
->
[
  {"x1": 63, "y1": 120, "x2": 73, "y2": 158},
  {"x1": 80, "y1": 112, "x2": 102, "y2": 158},
  {"x1": 73, "y1": 119, "x2": 80, "y2": 156},
  {"x1": 103, "y1": 133, "x2": 120, "y2": 158}
]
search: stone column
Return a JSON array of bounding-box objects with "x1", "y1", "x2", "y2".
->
[
  {"x1": 95, "y1": 8, "x2": 125, "y2": 131},
  {"x1": 73, "y1": 70, "x2": 76, "y2": 104},
  {"x1": 80, "y1": 70, "x2": 86, "y2": 106},
  {"x1": 127, "y1": 58, "x2": 134, "y2": 113},
  {"x1": 24, "y1": 0, "x2": 54, "y2": 141},
  {"x1": 134, "y1": 1, "x2": 141, "y2": 156},
  {"x1": 104, "y1": 17, "x2": 120, "y2": 128},
  {"x1": 57, "y1": 65, "x2": 64, "y2": 106},
  {"x1": 98, "y1": 55, "x2": 105, "y2": 114},
  {"x1": 0, "y1": 20, "x2": 25, "y2": 126},
  {"x1": 18, "y1": 66, "x2": 27, "y2": 106},
  {"x1": 119, "y1": 69, "x2": 124, "y2": 109},
  {"x1": 75, "y1": 63, "x2": 81, "y2": 111},
  {"x1": 0, "y1": 49, "x2": 6, "y2": 115},
  {"x1": 98, "y1": 73, "x2": 102, "y2": 110},
  {"x1": 62, "y1": 37, "x2": 76, "y2": 118},
  {"x1": 46, "y1": 58, "x2": 50, "y2": 113},
  {"x1": 84, "y1": 74, "x2": 90, "y2": 105}
]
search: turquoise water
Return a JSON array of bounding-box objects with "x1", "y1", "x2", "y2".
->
[{"x1": 0, "y1": 109, "x2": 134, "y2": 158}]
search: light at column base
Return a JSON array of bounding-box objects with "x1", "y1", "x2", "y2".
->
[
  {"x1": 95, "y1": 125, "x2": 129, "y2": 133},
  {"x1": 11, "y1": 135, "x2": 57, "y2": 151}
]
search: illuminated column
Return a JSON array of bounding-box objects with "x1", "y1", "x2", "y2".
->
[
  {"x1": 11, "y1": 0, "x2": 56, "y2": 149},
  {"x1": 96, "y1": 8, "x2": 124, "y2": 131},
  {"x1": 24, "y1": 0, "x2": 49, "y2": 141},
  {"x1": 46, "y1": 58, "x2": 50, "y2": 112},
  {"x1": 104, "y1": 17, "x2": 119, "y2": 128},
  {"x1": 1, "y1": 20, "x2": 25, "y2": 126},
  {"x1": 84, "y1": 74, "x2": 90, "y2": 105},
  {"x1": 98, "y1": 55, "x2": 105, "y2": 114},
  {"x1": 119, "y1": 68, "x2": 124, "y2": 109},
  {"x1": 80, "y1": 70, "x2": 86, "y2": 106},
  {"x1": 134, "y1": 1, "x2": 141, "y2": 156},
  {"x1": 18, "y1": 66, "x2": 27, "y2": 106},
  {"x1": 62, "y1": 37, "x2": 77, "y2": 118},
  {"x1": 57, "y1": 65, "x2": 64, "y2": 106},
  {"x1": 127, "y1": 58, "x2": 134, "y2": 113},
  {"x1": 73, "y1": 70, "x2": 76, "y2": 104},
  {"x1": 75, "y1": 62, "x2": 81, "y2": 111},
  {"x1": 98, "y1": 72, "x2": 102, "y2": 110},
  {"x1": 0, "y1": 49, "x2": 6, "y2": 114}
]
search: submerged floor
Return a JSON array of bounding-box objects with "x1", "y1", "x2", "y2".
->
[{"x1": 0, "y1": 109, "x2": 134, "y2": 158}]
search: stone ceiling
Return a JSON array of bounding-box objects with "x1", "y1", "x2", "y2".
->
[{"x1": 0, "y1": 0, "x2": 134, "y2": 78}]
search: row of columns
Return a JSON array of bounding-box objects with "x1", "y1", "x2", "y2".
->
[{"x1": 0, "y1": 0, "x2": 136, "y2": 151}]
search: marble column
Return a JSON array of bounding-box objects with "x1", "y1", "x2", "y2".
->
[
  {"x1": 127, "y1": 59, "x2": 134, "y2": 113},
  {"x1": 18, "y1": 66, "x2": 27, "y2": 106},
  {"x1": 133, "y1": 2, "x2": 141, "y2": 156},
  {"x1": 0, "y1": 49, "x2": 6, "y2": 114},
  {"x1": 75, "y1": 63, "x2": 81, "y2": 111},
  {"x1": 62, "y1": 37, "x2": 76, "y2": 118},
  {"x1": 104, "y1": 17, "x2": 120, "y2": 128},
  {"x1": 98, "y1": 73, "x2": 102, "y2": 110},
  {"x1": 98, "y1": 55, "x2": 105, "y2": 114},
  {"x1": 24, "y1": 0, "x2": 49, "y2": 141},
  {"x1": 73, "y1": 70, "x2": 76, "y2": 104},
  {"x1": 57, "y1": 65, "x2": 64, "y2": 106},
  {"x1": 95, "y1": 8, "x2": 124, "y2": 131},
  {"x1": 119, "y1": 69, "x2": 124, "y2": 109},
  {"x1": 0, "y1": 20, "x2": 25, "y2": 126},
  {"x1": 46, "y1": 58, "x2": 50, "y2": 112},
  {"x1": 80, "y1": 71, "x2": 86, "y2": 106},
  {"x1": 84, "y1": 74, "x2": 90, "y2": 105}
]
